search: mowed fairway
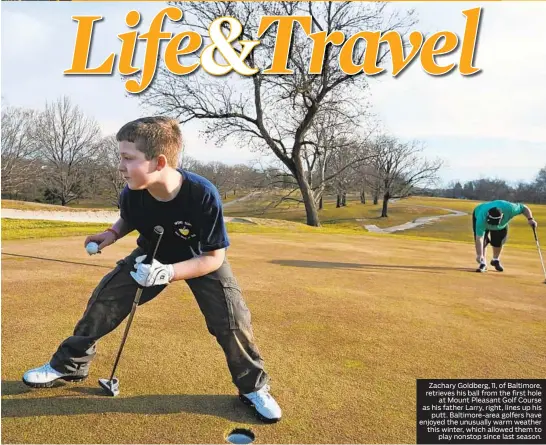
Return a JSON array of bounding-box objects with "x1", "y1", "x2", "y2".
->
[{"x1": 2, "y1": 231, "x2": 546, "y2": 444}]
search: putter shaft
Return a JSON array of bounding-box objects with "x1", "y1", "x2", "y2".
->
[
  {"x1": 535, "y1": 242, "x2": 546, "y2": 277},
  {"x1": 108, "y1": 289, "x2": 143, "y2": 381},
  {"x1": 99, "y1": 225, "x2": 165, "y2": 397},
  {"x1": 532, "y1": 227, "x2": 546, "y2": 280}
]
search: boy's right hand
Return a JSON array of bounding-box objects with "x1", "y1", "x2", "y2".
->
[{"x1": 84, "y1": 231, "x2": 117, "y2": 252}]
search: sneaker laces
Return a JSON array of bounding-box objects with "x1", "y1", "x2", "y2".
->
[
  {"x1": 245, "y1": 384, "x2": 271, "y2": 403},
  {"x1": 41, "y1": 363, "x2": 63, "y2": 377}
]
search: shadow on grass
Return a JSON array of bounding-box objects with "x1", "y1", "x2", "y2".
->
[
  {"x1": 1, "y1": 380, "x2": 261, "y2": 424},
  {"x1": 1, "y1": 253, "x2": 112, "y2": 269},
  {"x1": 271, "y1": 259, "x2": 475, "y2": 273},
  {"x1": 2, "y1": 380, "x2": 33, "y2": 396}
]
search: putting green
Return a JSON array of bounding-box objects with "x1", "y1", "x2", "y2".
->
[{"x1": 2, "y1": 232, "x2": 545, "y2": 443}]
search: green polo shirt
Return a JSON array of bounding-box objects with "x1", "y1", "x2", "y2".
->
[{"x1": 473, "y1": 200, "x2": 525, "y2": 237}]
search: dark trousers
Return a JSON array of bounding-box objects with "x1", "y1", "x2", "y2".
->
[
  {"x1": 472, "y1": 212, "x2": 508, "y2": 247},
  {"x1": 50, "y1": 247, "x2": 269, "y2": 394}
]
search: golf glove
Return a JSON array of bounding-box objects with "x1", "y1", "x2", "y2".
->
[{"x1": 130, "y1": 255, "x2": 174, "y2": 287}]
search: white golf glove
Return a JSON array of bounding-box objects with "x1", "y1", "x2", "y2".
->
[{"x1": 130, "y1": 255, "x2": 174, "y2": 287}]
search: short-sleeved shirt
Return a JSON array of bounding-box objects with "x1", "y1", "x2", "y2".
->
[
  {"x1": 473, "y1": 200, "x2": 525, "y2": 236},
  {"x1": 119, "y1": 169, "x2": 229, "y2": 264}
]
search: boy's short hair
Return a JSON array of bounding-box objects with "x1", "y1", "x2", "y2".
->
[{"x1": 116, "y1": 116, "x2": 182, "y2": 167}]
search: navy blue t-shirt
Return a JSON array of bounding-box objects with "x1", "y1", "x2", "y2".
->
[{"x1": 119, "y1": 169, "x2": 230, "y2": 264}]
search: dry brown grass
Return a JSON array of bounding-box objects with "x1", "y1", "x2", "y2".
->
[{"x1": 2, "y1": 234, "x2": 545, "y2": 444}]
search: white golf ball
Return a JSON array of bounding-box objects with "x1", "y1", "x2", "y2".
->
[{"x1": 86, "y1": 242, "x2": 99, "y2": 255}]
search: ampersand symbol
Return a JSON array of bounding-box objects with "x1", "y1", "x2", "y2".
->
[{"x1": 201, "y1": 17, "x2": 260, "y2": 76}]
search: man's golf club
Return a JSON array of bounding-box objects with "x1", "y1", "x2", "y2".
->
[
  {"x1": 98, "y1": 225, "x2": 164, "y2": 396},
  {"x1": 532, "y1": 226, "x2": 546, "y2": 284}
]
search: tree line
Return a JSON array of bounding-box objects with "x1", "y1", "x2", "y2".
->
[
  {"x1": 2, "y1": 95, "x2": 442, "y2": 224},
  {"x1": 2, "y1": 97, "x2": 124, "y2": 207},
  {"x1": 429, "y1": 175, "x2": 546, "y2": 204}
]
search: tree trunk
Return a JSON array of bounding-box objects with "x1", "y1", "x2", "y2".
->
[
  {"x1": 319, "y1": 196, "x2": 323, "y2": 210},
  {"x1": 342, "y1": 192, "x2": 347, "y2": 206},
  {"x1": 373, "y1": 193, "x2": 378, "y2": 205},
  {"x1": 336, "y1": 194, "x2": 341, "y2": 208},
  {"x1": 381, "y1": 192, "x2": 390, "y2": 217},
  {"x1": 360, "y1": 189, "x2": 366, "y2": 204},
  {"x1": 297, "y1": 173, "x2": 320, "y2": 226}
]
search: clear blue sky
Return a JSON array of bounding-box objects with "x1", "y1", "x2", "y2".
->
[{"x1": 2, "y1": 1, "x2": 545, "y2": 186}]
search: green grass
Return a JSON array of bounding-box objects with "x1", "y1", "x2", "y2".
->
[
  {"x1": 220, "y1": 190, "x2": 250, "y2": 203},
  {"x1": 225, "y1": 192, "x2": 450, "y2": 229},
  {"x1": 2, "y1": 218, "x2": 517, "y2": 255},
  {"x1": 1, "y1": 199, "x2": 117, "y2": 212},
  {"x1": 3, "y1": 196, "x2": 545, "y2": 250},
  {"x1": 2, "y1": 191, "x2": 246, "y2": 212},
  {"x1": 1, "y1": 219, "x2": 114, "y2": 241},
  {"x1": 4, "y1": 216, "x2": 486, "y2": 243},
  {"x1": 0, "y1": 218, "x2": 379, "y2": 241},
  {"x1": 401, "y1": 196, "x2": 482, "y2": 212}
]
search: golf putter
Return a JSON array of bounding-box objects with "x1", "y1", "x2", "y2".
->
[
  {"x1": 532, "y1": 226, "x2": 546, "y2": 284},
  {"x1": 99, "y1": 225, "x2": 165, "y2": 396}
]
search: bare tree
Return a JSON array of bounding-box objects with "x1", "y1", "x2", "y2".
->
[
  {"x1": 363, "y1": 150, "x2": 383, "y2": 205},
  {"x1": 371, "y1": 135, "x2": 443, "y2": 217},
  {"x1": 180, "y1": 155, "x2": 201, "y2": 172},
  {"x1": 301, "y1": 104, "x2": 377, "y2": 209},
  {"x1": 1, "y1": 107, "x2": 40, "y2": 197},
  {"x1": 198, "y1": 161, "x2": 232, "y2": 198},
  {"x1": 181, "y1": 157, "x2": 229, "y2": 192},
  {"x1": 230, "y1": 163, "x2": 265, "y2": 193},
  {"x1": 182, "y1": 157, "x2": 265, "y2": 198},
  {"x1": 323, "y1": 141, "x2": 361, "y2": 207},
  {"x1": 353, "y1": 161, "x2": 379, "y2": 204},
  {"x1": 34, "y1": 96, "x2": 101, "y2": 205},
  {"x1": 95, "y1": 135, "x2": 125, "y2": 207},
  {"x1": 533, "y1": 166, "x2": 546, "y2": 204},
  {"x1": 140, "y1": 1, "x2": 416, "y2": 226}
]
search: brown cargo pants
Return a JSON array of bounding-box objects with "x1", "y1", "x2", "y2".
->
[{"x1": 50, "y1": 247, "x2": 269, "y2": 394}]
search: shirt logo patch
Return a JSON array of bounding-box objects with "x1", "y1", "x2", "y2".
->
[{"x1": 174, "y1": 221, "x2": 196, "y2": 240}]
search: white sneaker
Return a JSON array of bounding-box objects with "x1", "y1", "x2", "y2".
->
[
  {"x1": 22, "y1": 362, "x2": 87, "y2": 388},
  {"x1": 240, "y1": 384, "x2": 282, "y2": 423}
]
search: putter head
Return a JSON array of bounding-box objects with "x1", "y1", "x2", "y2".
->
[{"x1": 98, "y1": 377, "x2": 120, "y2": 397}]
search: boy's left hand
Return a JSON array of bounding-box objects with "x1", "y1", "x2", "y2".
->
[{"x1": 130, "y1": 255, "x2": 175, "y2": 287}]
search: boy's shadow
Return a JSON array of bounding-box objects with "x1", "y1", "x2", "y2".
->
[
  {"x1": 1, "y1": 380, "x2": 261, "y2": 424},
  {"x1": 271, "y1": 259, "x2": 475, "y2": 273}
]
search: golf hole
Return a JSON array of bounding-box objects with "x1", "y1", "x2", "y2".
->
[{"x1": 226, "y1": 428, "x2": 255, "y2": 444}]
